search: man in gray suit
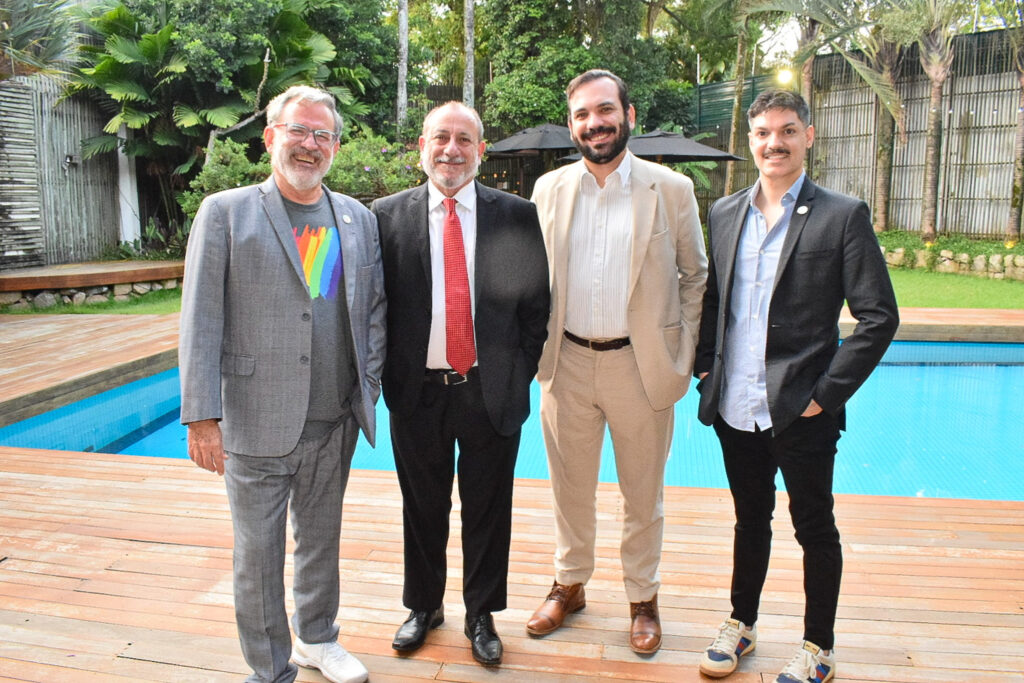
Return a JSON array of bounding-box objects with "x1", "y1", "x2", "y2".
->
[
  {"x1": 179, "y1": 85, "x2": 385, "y2": 683},
  {"x1": 694, "y1": 89, "x2": 898, "y2": 683}
]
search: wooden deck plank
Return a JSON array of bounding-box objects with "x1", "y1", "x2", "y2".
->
[{"x1": 1, "y1": 447, "x2": 1022, "y2": 682}]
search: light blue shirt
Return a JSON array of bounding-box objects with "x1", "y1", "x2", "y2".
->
[{"x1": 719, "y1": 173, "x2": 806, "y2": 432}]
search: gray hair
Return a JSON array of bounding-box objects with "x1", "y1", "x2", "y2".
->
[
  {"x1": 266, "y1": 85, "x2": 344, "y2": 136},
  {"x1": 421, "y1": 101, "x2": 485, "y2": 141}
]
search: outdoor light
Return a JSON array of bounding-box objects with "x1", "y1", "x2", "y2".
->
[{"x1": 776, "y1": 68, "x2": 794, "y2": 86}]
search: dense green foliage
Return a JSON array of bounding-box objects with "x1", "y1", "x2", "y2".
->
[{"x1": 0, "y1": 0, "x2": 80, "y2": 80}]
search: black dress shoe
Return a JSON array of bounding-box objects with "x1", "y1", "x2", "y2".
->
[
  {"x1": 392, "y1": 606, "x2": 444, "y2": 651},
  {"x1": 464, "y1": 613, "x2": 502, "y2": 666}
]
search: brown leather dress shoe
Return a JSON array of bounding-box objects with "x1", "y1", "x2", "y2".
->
[
  {"x1": 525, "y1": 581, "x2": 586, "y2": 635},
  {"x1": 629, "y1": 594, "x2": 661, "y2": 654}
]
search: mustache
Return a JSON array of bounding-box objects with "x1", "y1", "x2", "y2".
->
[
  {"x1": 290, "y1": 148, "x2": 325, "y2": 163},
  {"x1": 764, "y1": 146, "x2": 790, "y2": 156},
  {"x1": 582, "y1": 126, "x2": 617, "y2": 141},
  {"x1": 433, "y1": 155, "x2": 467, "y2": 165}
]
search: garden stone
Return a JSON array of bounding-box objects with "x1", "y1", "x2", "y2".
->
[
  {"x1": 133, "y1": 282, "x2": 152, "y2": 294},
  {"x1": 885, "y1": 247, "x2": 905, "y2": 266},
  {"x1": 935, "y1": 250, "x2": 956, "y2": 273},
  {"x1": 152, "y1": 281, "x2": 163, "y2": 291},
  {"x1": 972, "y1": 255, "x2": 988, "y2": 275},
  {"x1": 114, "y1": 294, "x2": 131, "y2": 303},
  {"x1": 9, "y1": 301, "x2": 30, "y2": 311},
  {"x1": 162, "y1": 279, "x2": 178, "y2": 289},
  {"x1": 33, "y1": 291, "x2": 58, "y2": 309},
  {"x1": 1015, "y1": 255, "x2": 1024, "y2": 268},
  {"x1": 914, "y1": 249, "x2": 929, "y2": 268},
  {"x1": 0, "y1": 291, "x2": 22, "y2": 305},
  {"x1": 114, "y1": 283, "x2": 132, "y2": 296},
  {"x1": 72, "y1": 292, "x2": 87, "y2": 306},
  {"x1": 86, "y1": 294, "x2": 109, "y2": 304}
]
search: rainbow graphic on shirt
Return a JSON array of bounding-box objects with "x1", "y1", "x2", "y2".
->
[{"x1": 293, "y1": 224, "x2": 342, "y2": 299}]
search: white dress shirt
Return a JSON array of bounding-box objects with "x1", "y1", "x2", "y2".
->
[
  {"x1": 426, "y1": 181, "x2": 478, "y2": 370},
  {"x1": 720, "y1": 172, "x2": 805, "y2": 431},
  {"x1": 565, "y1": 153, "x2": 633, "y2": 339}
]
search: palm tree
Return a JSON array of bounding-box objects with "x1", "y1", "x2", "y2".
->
[
  {"x1": 742, "y1": 0, "x2": 905, "y2": 231},
  {"x1": 0, "y1": 0, "x2": 79, "y2": 82},
  {"x1": 463, "y1": 0, "x2": 474, "y2": 108},
  {"x1": 879, "y1": 0, "x2": 969, "y2": 243},
  {"x1": 397, "y1": 0, "x2": 409, "y2": 134}
]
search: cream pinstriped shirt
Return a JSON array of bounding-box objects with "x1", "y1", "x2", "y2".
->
[{"x1": 564, "y1": 153, "x2": 633, "y2": 340}]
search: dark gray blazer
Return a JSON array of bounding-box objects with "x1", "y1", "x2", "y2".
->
[
  {"x1": 179, "y1": 177, "x2": 386, "y2": 455},
  {"x1": 372, "y1": 181, "x2": 550, "y2": 436},
  {"x1": 695, "y1": 178, "x2": 899, "y2": 433}
]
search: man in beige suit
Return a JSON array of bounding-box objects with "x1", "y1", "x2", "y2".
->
[{"x1": 526, "y1": 69, "x2": 707, "y2": 654}]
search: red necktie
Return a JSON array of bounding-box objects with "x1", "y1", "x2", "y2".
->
[{"x1": 443, "y1": 197, "x2": 475, "y2": 375}]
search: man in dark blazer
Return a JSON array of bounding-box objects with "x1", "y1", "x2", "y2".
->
[
  {"x1": 694, "y1": 89, "x2": 898, "y2": 683},
  {"x1": 371, "y1": 101, "x2": 549, "y2": 667},
  {"x1": 180, "y1": 85, "x2": 385, "y2": 683}
]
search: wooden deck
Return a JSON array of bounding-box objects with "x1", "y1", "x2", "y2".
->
[
  {"x1": 1, "y1": 309, "x2": 1023, "y2": 681},
  {"x1": 0, "y1": 448, "x2": 1022, "y2": 682},
  {"x1": 0, "y1": 261, "x2": 184, "y2": 293}
]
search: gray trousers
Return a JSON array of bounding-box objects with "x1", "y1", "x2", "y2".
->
[{"x1": 224, "y1": 417, "x2": 358, "y2": 683}]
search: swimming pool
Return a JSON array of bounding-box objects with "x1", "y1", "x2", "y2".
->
[{"x1": 2, "y1": 341, "x2": 1022, "y2": 501}]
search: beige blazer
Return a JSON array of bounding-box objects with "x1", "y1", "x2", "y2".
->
[{"x1": 532, "y1": 152, "x2": 708, "y2": 411}]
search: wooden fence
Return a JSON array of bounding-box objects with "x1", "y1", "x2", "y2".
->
[
  {"x1": 0, "y1": 77, "x2": 120, "y2": 271},
  {"x1": 693, "y1": 30, "x2": 1019, "y2": 239}
]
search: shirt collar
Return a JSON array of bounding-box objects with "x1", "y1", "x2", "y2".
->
[
  {"x1": 427, "y1": 180, "x2": 477, "y2": 212},
  {"x1": 582, "y1": 150, "x2": 632, "y2": 188},
  {"x1": 748, "y1": 171, "x2": 806, "y2": 208}
]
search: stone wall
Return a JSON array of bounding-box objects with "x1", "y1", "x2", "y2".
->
[
  {"x1": 882, "y1": 248, "x2": 1024, "y2": 281},
  {"x1": 0, "y1": 278, "x2": 179, "y2": 311}
]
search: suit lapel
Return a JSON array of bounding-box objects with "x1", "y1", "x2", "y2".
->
[
  {"x1": 327, "y1": 191, "x2": 358, "y2": 313},
  {"x1": 259, "y1": 177, "x2": 309, "y2": 294},
  {"x1": 474, "y1": 182, "x2": 494, "y2": 315},
  {"x1": 718, "y1": 191, "x2": 748, "y2": 308},
  {"x1": 771, "y1": 178, "x2": 816, "y2": 297},
  {"x1": 551, "y1": 164, "x2": 583, "y2": 321},
  {"x1": 410, "y1": 184, "x2": 432, "y2": 286},
  {"x1": 627, "y1": 157, "x2": 657, "y2": 302}
]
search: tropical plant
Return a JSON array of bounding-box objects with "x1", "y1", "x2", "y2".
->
[{"x1": 0, "y1": 0, "x2": 80, "y2": 81}]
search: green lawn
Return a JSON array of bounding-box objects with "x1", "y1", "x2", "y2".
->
[
  {"x1": 888, "y1": 269, "x2": 1024, "y2": 309},
  {"x1": 2, "y1": 269, "x2": 1021, "y2": 314}
]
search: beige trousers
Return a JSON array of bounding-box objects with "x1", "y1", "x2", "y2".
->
[{"x1": 540, "y1": 336, "x2": 674, "y2": 602}]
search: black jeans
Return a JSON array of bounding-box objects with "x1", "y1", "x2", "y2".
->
[{"x1": 714, "y1": 412, "x2": 842, "y2": 650}]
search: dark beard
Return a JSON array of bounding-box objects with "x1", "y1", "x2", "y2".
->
[{"x1": 574, "y1": 124, "x2": 630, "y2": 165}]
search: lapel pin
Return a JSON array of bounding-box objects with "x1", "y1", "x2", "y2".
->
[
  {"x1": 342, "y1": 214, "x2": 352, "y2": 224},
  {"x1": 796, "y1": 205, "x2": 809, "y2": 215}
]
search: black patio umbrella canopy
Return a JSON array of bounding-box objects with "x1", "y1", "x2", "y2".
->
[
  {"x1": 487, "y1": 124, "x2": 575, "y2": 156},
  {"x1": 562, "y1": 129, "x2": 744, "y2": 163}
]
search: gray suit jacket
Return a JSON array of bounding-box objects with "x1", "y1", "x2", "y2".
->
[
  {"x1": 179, "y1": 177, "x2": 386, "y2": 456},
  {"x1": 695, "y1": 178, "x2": 899, "y2": 433}
]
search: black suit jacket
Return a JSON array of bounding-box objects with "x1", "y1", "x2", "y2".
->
[
  {"x1": 695, "y1": 178, "x2": 899, "y2": 433},
  {"x1": 372, "y1": 181, "x2": 550, "y2": 436}
]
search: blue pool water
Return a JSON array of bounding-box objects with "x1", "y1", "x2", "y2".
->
[{"x1": 2, "y1": 342, "x2": 1022, "y2": 501}]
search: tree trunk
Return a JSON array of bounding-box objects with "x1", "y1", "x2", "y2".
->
[
  {"x1": 725, "y1": 22, "x2": 750, "y2": 197},
  {"x1": 1007, "y1": 71, "x2": 1024, "y2": 244},
  {"x1": 396, "y1": 0, "x2": 409, "y2": 136},
  {"x1": 463, "y1": 0, "x2": 475, "y2": 109},
  {"x1": 873, "y1": 102, "x2": 895, "y2": 233},
  {"x1": 920, "y1": 77, "x2": 943, "y2": 243}
]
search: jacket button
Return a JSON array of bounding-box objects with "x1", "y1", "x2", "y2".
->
[
  {"x1": 300, "y1": 355, "x2": 309, "y2": 364},
  {"x1": 302, "y1": 312, "x2": 311, "y2": 321}
]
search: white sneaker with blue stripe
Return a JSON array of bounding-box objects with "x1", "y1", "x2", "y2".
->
[
  {"x1": 776, "y1": 640, "x2": 835, "y2": 683},
  {"x1": 698, "y1": 617, "x2": 757, "y2": 678}
]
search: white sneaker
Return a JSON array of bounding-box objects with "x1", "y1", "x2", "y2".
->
[
  {"x1": 776, "y1": 641, "x2": 835, "y2": 683},
  {"x1": 698, "y1": 617, "x2": 757, "y2": 678},
  {"x1": 292, "y1": 638, "x2": 369, "y2": 683}
]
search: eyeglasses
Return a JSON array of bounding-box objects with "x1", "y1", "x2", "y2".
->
[{"x1": 272, "y1": 122, "x2": 339, "y2": 146}]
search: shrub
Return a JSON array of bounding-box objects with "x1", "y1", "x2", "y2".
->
[{"x1": 324, "y1": 133, "x2": 424, "y2": 202}]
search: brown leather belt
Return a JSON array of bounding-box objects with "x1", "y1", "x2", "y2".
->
[
  {"x1": 424, "y1": 367, "x2": 478, "y2": 385},
  {"x1": 563, "y1": 330, "x2": 631, "y2": 351}
]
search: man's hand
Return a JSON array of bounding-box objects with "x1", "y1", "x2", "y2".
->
[
  {"x1": 698, "y1": 372, "x2": 708, "y2": 380},
  {"x1": 801, "y1": 398, "x2": 824, "y2": 417},
  {"x1": 187, "y1": 419, "x2": 227, "y2": 475}
]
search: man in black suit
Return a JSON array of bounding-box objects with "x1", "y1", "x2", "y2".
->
[
  {"x1": 694, "y1": 89, "x2": 898, "y2": 683},
  {"x1": 371, "y1": 101, "x2": 550, "y2": 667}
]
